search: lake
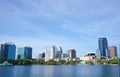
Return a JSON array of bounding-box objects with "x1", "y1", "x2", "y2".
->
[{"x1": 0, "y1": 65, "x2": 119, "y2": 77}]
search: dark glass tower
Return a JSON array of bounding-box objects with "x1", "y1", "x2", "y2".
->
[
  {"x1": 24, "y1": 46, "x2": 32, "y2": 59},
  {"x1": 98, "y1": 37, "x2": 109, "y2": 57},
  {"x1": 5, "y1": 42, "x2": 16, "y2": 60},
  {"x1": 0, "y1": 44, "x2": 5, "y2": 58}
]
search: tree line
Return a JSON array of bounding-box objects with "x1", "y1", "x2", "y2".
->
[
  {"x1": 0, "y1": 58, "x2": 120, "y2": 65},
  {"x1": 0, "y1": 58, "x2": 79, "y2": 65}
]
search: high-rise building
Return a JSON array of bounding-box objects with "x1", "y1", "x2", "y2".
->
[
  {"x1": 0, "y1": 44, "x2": 5, "y2": 58},
  {"x1": 17, "y1": 46, "x2": 32, "y2": 59},
  {"x1": 39, "y1": 52, "x2": 45, "y2": 59},
  {"x1": 45, "y1": 45, "x2": 58, "y2": 61},
  {"x1": 58, "y1": 47, "x2": 62, "y2": 54},
  {"x1": 17, "y1": 47, "x2": 24, "y2": 59},
  {"x1": 0, "y1": 45, "x2": 1, "y2": 58},
  {"x1": 0, "y1": 45, "x2": 2, "y2": 58},
  {"x1": 57, "y1": 47, "x2": 63, "y2": 59},
  {"x1": 96, "y1": 49, "x2": 101, "y2": 58},
  {"x1": 108, "y1": 46, "x2": 117, "y2": 58},
  {"x1": 98, "y1": 37, "x2": 110, "y2": 58},
  {"x1": 5, "y1": 42, "x2": 16, "y2": 60},
  {"x1": 24, "y1": 47, "x2": 32, "y2": 59},
  {"x1": 67, "y1": 49, "x2": 76, "y2": 59}
]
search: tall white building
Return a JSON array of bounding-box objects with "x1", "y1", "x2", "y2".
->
[{"x1": 45, "y1": 46, "x2": 58, "y2": 61}]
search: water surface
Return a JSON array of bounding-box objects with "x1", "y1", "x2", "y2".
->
[{"x1": 0, "y1": 65, "x2": 119, "y2": 77}]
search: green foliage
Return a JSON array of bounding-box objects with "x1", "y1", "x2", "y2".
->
[
  {"x1": 108, "y1": 58, "x2": 120, "y2": 64},
  {"x1": 96, "y1": 59, "x2": 103, "y2": 64},
  {"x1": 57, "y1": 60, "x2": 66, "y2": 64},
  {"x1": 7, "y1": 59, "x2": 32, "y2": 65},
  {"x1": 8, "y1": 59, "x2": 18, "y2": 65},
  {"x1": 0, "y1": 58, "x2": 119, "y2": 65},
  {"x1": 32, "y1": 59, "x2": 38, "y2": 64},
  {"x1": 64, "y1": 61, "x2": 69, "y2": 65},
  {"x1": 23, "y1": 59, "x2": 32, "y2": 65},
  {"x1": 95, "y1": 58, "x2": 120, "y2": 65},
  {"x1": 0, "y1": 58, "x2": 5, "y2": 63},
  {"x1": 17, "y1": 60, "x2": 24, "y2": 65},
  {"x1": 46, "y1": 60, "x2": 57, "y2": 65},
  {"x1": 69, "y1": 60, "x2": 77, "y2": 65},
  {"x1": 86, "y1": 60, "x2": 94, "y2": 65},
  {"x1": 37, "y1": 59, "x2": 45, "y2": 64}
]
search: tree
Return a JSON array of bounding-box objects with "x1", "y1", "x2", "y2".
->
[
  {"x1": 32, "y1": 59, "x2": 38, "y2": 64},
  {"x1": 0, "y1": 58, "x2": 5, "y2": 63},
  {"x1": 46, "y1": 60, "x2": 57, "y2": 65},
  {"x1": 86, "y1": 60, "x2": 94, "y2": 65},
  {"x1": 37, "y1": 59, "x2": 45, "y2": 64},
  {"x1": 7, "y1": 59, "x2": 17, "y2": 65},
  {"x1": 23, "y1": 59, "x2": 32, "y2": 65},
  {"x1": 96, "y1": 58, "x2": 103, "y2": 64},
  {"x1": 109, "y1": 58, "x2": 120, "y2": 64},
  {"x1": 69, "y1": 60, "x2": 77, "y2": 65},
  {"x1": 57, "y1": 60, "x2": 66, "y2": 64}
]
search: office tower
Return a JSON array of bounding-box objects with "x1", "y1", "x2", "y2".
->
[
  {"x1": 5, "y1": 42, "x2": 16, "y2": 60},
  {"x1": 24, "y1": 47, "x2": 32, "y2": 59},
  {"x1": 0, "y1": 44, "x2": 5, "y2": 58},
  {"x1": 0, "y1": 45, "x2": 2, "y2": 58},
  {"x1": 96, "y1": 49, "x2": 101, "y2": 58},
  {"x1": 0, "y1": 44, "x2": 2, "y2": 58},
  {"x1": 17, "y1": 46, "x2": 32, "y2": 59},
  {"x1": 57, "y1": 47, "x2": 63, "y2": 59},
  {"x1": 98, "y1": 37, "x2": 109, "y2": 58},
  {"x1": 108, "y1": 46, "x2": 117, "y2": 58},
  {"x1": 17, "y1": 47, "x2": 24, "y2": 59},
  {"x1": 0, "y1": 45, "x2": 1, "y2": 58},
  {"x1": 39, "y1": 52, "x2": 45, "y2": 59},
  {"x1": 58, "y1": 47, "x2": 62, "y2": 54},
  {"x1": 42, "y1": 52, "x2": 45, "y2": 58},
  {"x1": 45, "y1": 45, "x2": 58, "y2": 61},
  {"x1": 67, "y1": 49, "x2": 76, "y2": 59},
  {"x1": 39, "y1": 53, "x2": 43, "y2": 59}
]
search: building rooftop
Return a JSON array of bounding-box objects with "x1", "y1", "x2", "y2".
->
[{"x1": 5, "y1": 42, "x2": 15, "y2": 45}]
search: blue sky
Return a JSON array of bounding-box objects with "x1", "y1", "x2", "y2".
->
[{"x1": 0, "y1": 0, "x2": 120, "y2": 58}]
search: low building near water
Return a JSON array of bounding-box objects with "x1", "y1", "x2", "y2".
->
[
  {"x1": 80, "y1": 52, "x2": 96, "y2": 61},
  {"x1": 80, "y1": 61, "x2": 86, "y2": 65}
]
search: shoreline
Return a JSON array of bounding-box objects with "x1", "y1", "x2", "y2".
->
[{"x1": 0, "y1": 64, "x2": 119, "y2": 66}]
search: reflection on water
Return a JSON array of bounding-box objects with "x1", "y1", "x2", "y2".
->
[
  {"x1": 0, "y1": 65, "x2": 119, "y2": 77},
  {"x1": 100, "y1": 65, "x2": 119, "y2": 77},
  {"x1": 44, "y1": 66, "x2": 54, "y2": 77}
]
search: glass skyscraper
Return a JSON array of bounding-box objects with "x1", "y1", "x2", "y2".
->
[
  {"x1": 98, "y1": 37, "x2": 110, "y2": 58},
  {"x1": 17, "y1": 46, "x2": 32, "y2": 60},
  {"x1": 24, "y1": 47, "x2": 32, "y2": 59},
  {"x1": 0, "y1": 45, "x2": 1, "y2": 58},
  {"x1": 0, "y1": 44, "x2": 5, "y2": 58},
  {"x1": 5, "y1": 42, "x2": 16, "y2": 60},
  {"x1": 17, "y1": 47, "x2": 24, "y2": 59}
]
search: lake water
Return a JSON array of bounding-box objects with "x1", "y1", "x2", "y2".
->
[{"x1": 0, "y1": 65, "x2": 119, "y2": 77}]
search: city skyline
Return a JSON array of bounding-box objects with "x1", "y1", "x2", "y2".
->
[{"x1": 0, "y1": 0, "x2": 120, "y2": 58}]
